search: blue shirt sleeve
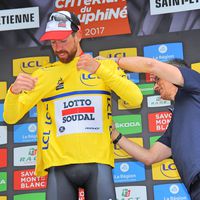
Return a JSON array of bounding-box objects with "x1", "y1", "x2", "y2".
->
[
  {"x1": 179, "y1": 67, "x2": 200, "y2": 92},
  {"x1": 157, "y1": 122, "x2": 172, "y2": 148}
]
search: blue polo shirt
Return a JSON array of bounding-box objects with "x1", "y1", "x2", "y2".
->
[{"x1": 158, "y1": 66, "x2": 200, "y2": 191}]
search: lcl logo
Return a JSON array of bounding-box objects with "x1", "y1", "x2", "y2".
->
[
  {"x1": 107, "y1": 52, "x2": 126, "y2": 58},
  {"x1": 160, "y1": 162, "x2": 180, "y2": 179},
  {"x1": 13, "y1": 56, "x2": 49, "y2": 76},
  {"x1": 80, "y1": 73, "x2": 101, "y2": 86},
  {"x1": 21, "y1": 60, "x2": 42, "y2": 68}
]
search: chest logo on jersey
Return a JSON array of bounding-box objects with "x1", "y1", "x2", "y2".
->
[
  {"x1": 80, "y1": 73, "x2": 101, "y2": 86},
  {"x1": 56, "y1": 78, "x2": 64, "y2": 90},
  {"x1": 55, "y1": 96, "x2": 103, "y2": 136}
]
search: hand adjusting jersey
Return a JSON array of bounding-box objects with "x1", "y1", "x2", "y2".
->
[{"x1": 4, "y1": 57, "x2": 143, "y2": 176}]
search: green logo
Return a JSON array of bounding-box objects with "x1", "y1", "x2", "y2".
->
[
  {"x1": 0, "y1": 172, "x2": 7, "y2": 192},
  {"x1": 138, "y1": 83, "x2": 155, "y2": 95},
  {"x1": 113, "y1": 114, "x2": 142, "y2": 135},
  {"x1": 14, "y1": 192, "x2": 46, "y2": 200},
  {"x1": 150, "y1": 135, "x2": 161, "y2": 147}
]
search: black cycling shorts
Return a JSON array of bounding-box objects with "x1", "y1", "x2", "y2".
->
[{"x1": 46, "y1": 163, "x2": 116, "y2": 200}]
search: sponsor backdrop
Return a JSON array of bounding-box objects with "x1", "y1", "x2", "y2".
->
[{"x1": 1, "y1": 0, "x2": 200, "y2": 199}]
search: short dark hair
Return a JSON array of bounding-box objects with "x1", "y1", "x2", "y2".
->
[{"x1": 166, "y1": 58, "x2": 188, "y2": 68}]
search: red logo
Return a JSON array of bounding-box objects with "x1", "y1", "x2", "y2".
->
[
  {"x1": 14, "y1": 169, "x2": 47, "y2": 190},
  {"x1": 55, "y1": 0, "x2": 131, "y2": 39},
  {"x1": 0, "y1": 148, "x2": 7, "y2": 168},
  {"x1": 145, "y1": 73, "x2": 155, "y2": 82},
  {"x1": 148, "y1": 111, "x2": 172, "y2": 132}
]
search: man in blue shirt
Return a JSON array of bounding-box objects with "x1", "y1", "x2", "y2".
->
[{"x1": 111, "y1": 57, "x2": 200, "y2": 200}]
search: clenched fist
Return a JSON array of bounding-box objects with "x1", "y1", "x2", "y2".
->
[
  {"x1": 77, "y1": 54, "x2": 100, "y2": 74},
  {"x1": 11, "y1": 73, "x2": 38, "y2": 94}
]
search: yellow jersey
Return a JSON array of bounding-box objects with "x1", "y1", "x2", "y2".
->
[{"x1": 3, "y1": 57, "x2": 143, "y2": 176}]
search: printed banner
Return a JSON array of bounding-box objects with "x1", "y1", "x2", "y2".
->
[
  {"x1": 54, "y1": 0, "x2": 131, "y2": 38},
  {"x1": 0, "y1": 172, "x2": 7, "y2": 192},
  {"x1": 13, "y1": 56, "x2": 50, "y2": 76},
  {"x1": 0, "y1": 82, "x2": 7, "y2": 100},
  {"x1": 152, "y1": 159, "x2": 180, "y2": 180},
  {"x1": 0, "y1": 149, "x2": 7, "y2": 168},
  {"x1": 14, "y1": 193, "x2": 46, "y2": 200},
  {"x1": 191, "y1": 62, "x2": 200, "y2": 73},
  {"x1": 114, "y1": 138, "x2": 143, "y2": 159},
  {"x1": 150, "y1": 0, "x2": 200, "y2": 15},
  {"x1": 0, "y1": 126, "x2": 7, "y2": 145},
  {"x1": 147, "y1": 95, "x2": 171, "y2": 108},
  {"x1": 138, "y1": 83, "x2": 155, "y2": 96},
  {"x1": 99, "y1": 48, "x2": 137, "y2": 58},
  {"x1": 14, "y1": 169, "x2": 47, "y2": 190},
  {"x1": 143, "y1": 43, "x2": 184, "y2": 62},
  {"x1": 14, "y1": 146, "x2": 37, "y2": 166},
  {"x1": 113, "y1": 114, "x2": 142, "y2": 135},
  {"x1": 0, "y1": 104, "x2": 3, "y2": 122},
  {"x1": 113, "y1": 161, "x2": 145, "y2": 183},
  {"x1": 148, "y1": 111, "x2": 172, "y2": 132},
  {"x1": 115, "y1": 186, "x2": 147, "y2": 200},
  {"x1": 154, "y1": 183, "x2": 191, "y2": 200},
  {"x1": 0, "y1": 7, "x2": 39, "y2": 31},
  {"x1": 14, "y1": 123, "x2": 37, "y2": 143},
  {"x1": 0, "y1": 197, "x2": 7, "y2": 200}
]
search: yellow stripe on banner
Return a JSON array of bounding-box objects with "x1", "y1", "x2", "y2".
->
[
  {"x1": 0, "y1": 196, "x2": 7, "y2": 200},
  {"x1": 0, "y1": 82, "x2": 7, "y2": 100},
  {"x1": 114, "y1": 138, "x2": 143, "y2": 159},
  {"x1": 152, "y1": 158, "x2": 180, "y2": 180},
  {"x1": 191, "y1": 62, "x2": 200, "y2": 73},
  {"x1": 12, "y1": 56, "x2": 50, "y2": 76},
  {"x1": 99, "y1": 48, "x2": 137, "y2": 58}
]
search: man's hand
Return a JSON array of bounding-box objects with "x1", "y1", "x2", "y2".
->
[
  {"x1": 11, "y1": 73, "x2": 38, "y2": 94},
  {"x1": 95, "y1": 56, "x2": 107, "y2": 60},
  {"x1": 111, "y1": 122, "x2": 119, "y2": 141},
  {"x1": 77, "y1": 54, "x2": 100, "y2": 74}
]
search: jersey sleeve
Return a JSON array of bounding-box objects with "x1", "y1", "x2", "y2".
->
[
  {"x1": 95, "y1": 59, "x2": 143, "y2": 107},
  {"x1": 3, "y1": 69, "x2": 50, "y2": 124}
]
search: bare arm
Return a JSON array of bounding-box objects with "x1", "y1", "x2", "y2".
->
[
  {"x1": 118, "y1": 56, "x2": 184, "y2": 87},
  {"x1": 112, "y1": 127, "x2": 172, "y2": 165}
]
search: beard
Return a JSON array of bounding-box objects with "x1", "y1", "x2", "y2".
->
[{"x1": 55, "y1": 47, "x2": 77, "y2": 63}]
